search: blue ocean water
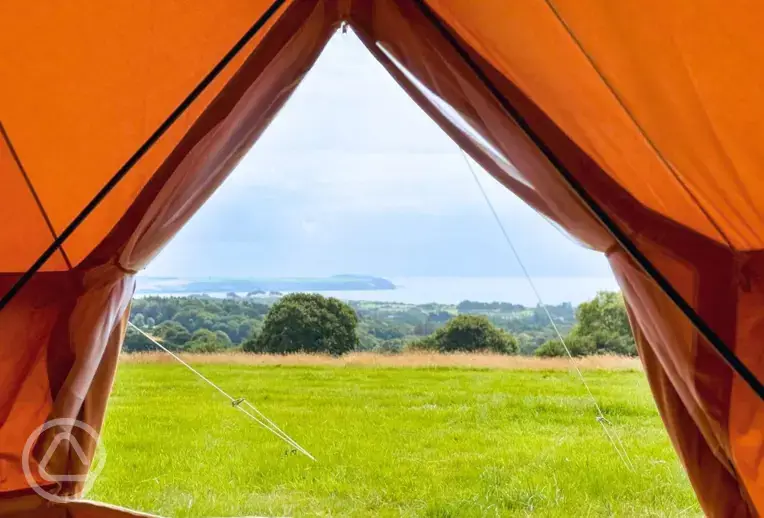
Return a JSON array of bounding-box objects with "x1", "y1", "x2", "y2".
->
[{"x1": 135, "y1": 276, "x2": 620, "y2": 306}]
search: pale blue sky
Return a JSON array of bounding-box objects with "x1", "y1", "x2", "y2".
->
[{"x1": 144, "y1": 31, "x2": 612, "y2": 280}]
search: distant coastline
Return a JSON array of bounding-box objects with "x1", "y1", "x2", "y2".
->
[
  {"x1": 134, "y1": 275, "x2": 620, "y2": 305},
  {"x1": 136, "y1": 275, "x2": 396, "y2": 295}
]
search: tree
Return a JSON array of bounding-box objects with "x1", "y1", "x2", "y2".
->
[
  {"x1": 152, "y1": 321, "x2": 191, "y2": 350},
  {"x1": 363, "y1": 321, "x2": 406, "y2": 341},
  {"x1": 374, "y1": 338, "x2": 406, "y2": 354},
  {"x1": 457, "y1": 300, "x2": 527, "y2": 313},
  {"x1": 123, "y1": 326, "x2": 154, "y2": 352},
  {"x1": 131, "y1": 313, "x2": 146, "y2": 328},
  {"x1": 208, "y1": 315, "x2": 258, "y2": 344},
  {"x1": 241, "y1": 326, "x2": 262, "y2": 353},
  {"x1": 174, "y1": 308, "x2": 215, "y2": 333},
  {"x1": 396, "y1": 308, "x2": 427, "y2": 328},
  {"x1": 187, "y1": 329, "x2": 232, "y2": 353},
  {"x1": 575, "y1": 291, "x2": 635, "y2": 355},
  {"x1": 354, "y1": 330, "x2": 381, "y2": 352},
  {"x1": 410, "y1": 315, "x2": 518, "y2": 354},
  {"x1": 429, "y1": 311, "x2": 452, "y2": 323},
  {"x1": 535, "y1": 292, "x2": 636, "y2": 357},
  {"x1": 123, "y1": 293, "x2": 598, "y2": 357},
  {"x1": 253, "y1": 293, "x2": 359, "y2": 355}
]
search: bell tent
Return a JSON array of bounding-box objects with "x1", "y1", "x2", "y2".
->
[{"x1": 1, "y1": 1, "x2": 763, "y2": 516}]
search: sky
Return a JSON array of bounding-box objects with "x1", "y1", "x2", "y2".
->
[{"x1": 144, "y1": 30, "x2": 612, "y2": 281}]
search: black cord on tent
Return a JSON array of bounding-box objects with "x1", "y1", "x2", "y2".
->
[
  {"x1": 412, "y1": 0, "x2": 764, "y2": 402},
  {"x1": 0, "y1": 0, "x2": 287, "y2": 312},
  {"x1": 0, "y1": 122, "x2": 72, "y2": 269}
]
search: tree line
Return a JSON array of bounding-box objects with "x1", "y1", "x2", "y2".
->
[{"x1": 125, "y1": 291, "x2": 636, "y2": 357}]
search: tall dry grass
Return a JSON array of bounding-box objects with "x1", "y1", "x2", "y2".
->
[{"x1": 120, "y1": 351, "x2": 641, "y2": 370}]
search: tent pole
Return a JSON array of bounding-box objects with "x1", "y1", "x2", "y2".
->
[{"x1": 412, "y1": 0, "x2": 764, "y2": 401}]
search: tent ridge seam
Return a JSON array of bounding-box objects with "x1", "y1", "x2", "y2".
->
[
  {"x1": 541, "y1": 0, "x2": 736, "y2": 250},
  {"x1": 0, "y1": 0, "x2": 287, "y2": 311},
  {"x1": 0, "y1": 121, "x2": 73, "y2": 269},
  {"x1": 411, "y1": 0, "x2": 764, "y2": 403}
]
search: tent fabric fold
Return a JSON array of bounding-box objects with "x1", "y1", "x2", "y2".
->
[
  {"x1": 0, "y1": 0, "x2": 762, "y2": 516},
  {"x1": 0, "y1": 497, "x2": 161, "y2": 518}
]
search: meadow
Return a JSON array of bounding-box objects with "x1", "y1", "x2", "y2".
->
[{"x1": 89, "y1": 354, "x2": 700, "y2": 517}]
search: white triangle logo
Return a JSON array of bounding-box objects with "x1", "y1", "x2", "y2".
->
[{"x1": 37, "y1": 431, "x2": 91, "y2": 483}]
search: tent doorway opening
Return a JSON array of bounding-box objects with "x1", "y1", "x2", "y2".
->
[
  {"x1": 142, "y1": 29, "x2": 615, "y2": 303},
  {"x1": 110, "y1": 29, "x2": 691, "y2": 516}
]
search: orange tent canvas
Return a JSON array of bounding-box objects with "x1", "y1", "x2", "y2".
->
[{"x1": 0, "y1": 1, "x2": 762, "y2": 516}]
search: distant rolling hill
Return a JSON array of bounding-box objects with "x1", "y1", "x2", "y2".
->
[{"x1": 136, "y1": 275, "x2": 396, "y2": 295}]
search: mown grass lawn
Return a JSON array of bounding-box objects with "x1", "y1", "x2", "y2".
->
[{"x1": 89, "y1": 362, "x2": 700, "y2": 517}]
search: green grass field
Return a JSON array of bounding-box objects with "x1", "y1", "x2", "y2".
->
[{"x1": 89, "y1": 360, "x2": 700, "y2": 517}]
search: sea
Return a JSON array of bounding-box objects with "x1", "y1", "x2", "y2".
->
[{"x1": 135, "y1": 276, "x2": 620, "y2": 306}]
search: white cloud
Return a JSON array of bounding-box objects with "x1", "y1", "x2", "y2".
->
[
  {"x1": 145, "y1": 30, "x2": 611, "y2": 281},
  {"x1": 223, "y1": 30, "x2": 526, "y2": 217},
  {"x1": 227, "y1": 148, "x2": 524, "y2": 216}
]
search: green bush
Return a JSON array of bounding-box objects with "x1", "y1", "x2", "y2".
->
[
  {"x1": 241, "y1": 333, "x2": 259, "y2": 353},
  {"x1": 187, "y1": 329, "x2": 232, "y2": 353},
  {"x1": 535, "y1": 335, "x2": 593, "y2": 357},
  {"x1": 408, "y1": 315, "x2": 518, "y2": 354}
]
